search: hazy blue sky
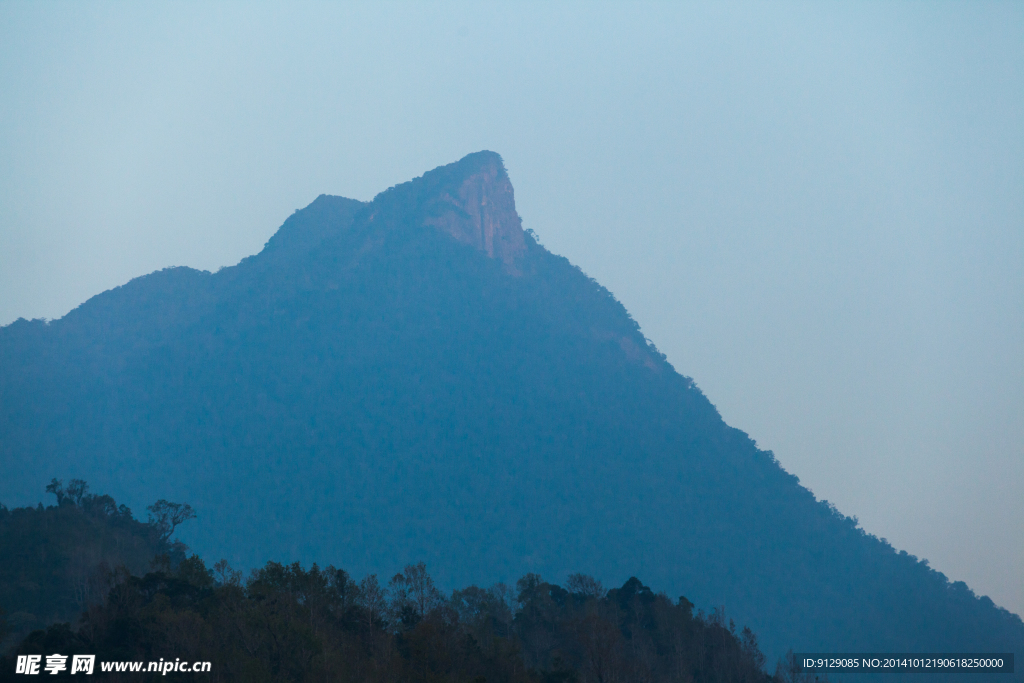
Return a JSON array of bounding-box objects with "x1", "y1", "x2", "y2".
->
[{"x1": 2, "y1": 2, "x2": 1021, "y2": 615}]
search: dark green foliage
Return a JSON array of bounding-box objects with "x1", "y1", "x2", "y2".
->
[
  {"x1": 146, "y1": 501, "x2": 196, "y2": 543},
  {"x1": 0, "y1": 482, "x2": 186, "y2": 650},
  {"x1": 0, "y1": 559, "x2": 776, "y2": 683},
  {"x1": 1, "y1": 152, "x2": 1022, "y2": 665},
  {"x1": 511, "y1": 573, "x2": 775, "y2": 683}
]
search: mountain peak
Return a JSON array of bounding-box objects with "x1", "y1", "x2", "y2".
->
[
  {"x1": 379, "y1": 151, "x2": 528, "y2": 273},
  {"x1": 421, "y1": 151, "x2": 526, "y2": 272}
]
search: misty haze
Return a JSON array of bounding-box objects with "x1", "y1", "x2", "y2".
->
[{"x1": 1, "y1": 3, "x2": 1021, "y2": 682}]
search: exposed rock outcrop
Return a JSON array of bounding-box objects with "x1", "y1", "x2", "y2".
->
[{"x1": 422, "y1": 152, "x2": 527, "y2": 273}]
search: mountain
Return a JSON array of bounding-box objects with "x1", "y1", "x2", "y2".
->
[{"x1": 1, "y1": 151, "x2": 1021, "y2": 670}]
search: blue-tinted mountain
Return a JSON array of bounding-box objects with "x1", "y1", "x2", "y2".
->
[{"x1": 1, "y1": 152, "x2": 1021, "y2": 671}]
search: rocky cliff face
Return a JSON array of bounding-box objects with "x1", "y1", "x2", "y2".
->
[{"x1": 421, "y1": 151, "x2": 527, "y2": 273}]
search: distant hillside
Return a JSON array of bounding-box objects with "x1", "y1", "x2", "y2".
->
[{"x1": 1, "y1": 151, "x2": 1021, "y2": 675}]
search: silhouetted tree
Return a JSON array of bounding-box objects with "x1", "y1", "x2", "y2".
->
[{"x1": 146, "y1": 499, "x2": 196, "y2": 542}]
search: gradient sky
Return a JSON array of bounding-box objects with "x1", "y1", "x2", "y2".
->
[{"x1": 2, "y1": 2, "x2": 1021, "y2": 616}]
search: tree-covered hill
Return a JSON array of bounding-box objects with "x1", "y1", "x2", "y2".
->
[
  {"x1": 0, "y1": 481, "x2": 189, "y2": 649},
  {"x1": 1, "y1": 151, "x2": 1020, "y2": 671}
]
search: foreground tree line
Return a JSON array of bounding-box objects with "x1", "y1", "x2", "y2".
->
[
  {"x1": 1, "y1": 484, "x2": 827, "y2": 682},
  {"x1": 4, "y1": 559, "x2": 828, "y2": 683}
]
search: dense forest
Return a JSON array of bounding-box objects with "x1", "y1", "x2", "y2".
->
[
  {"x1": 0, "y1": 482, "x2": 821, "y2": 682},
  {"x1": 3, "y1": 561, "x2": 791, "y2": 682},
  {"x1": 1, "y1": 152, "x2": 1021, "y2": 668}
]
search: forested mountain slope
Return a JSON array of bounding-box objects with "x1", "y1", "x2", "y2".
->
[{"x1": 2, "y1": 151, "x2": 1020, "y2": 669}]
